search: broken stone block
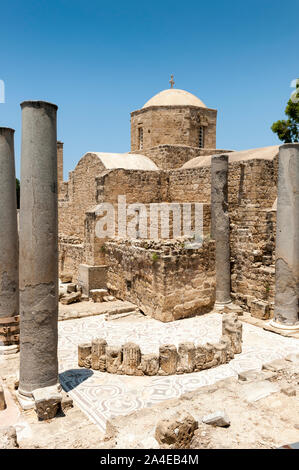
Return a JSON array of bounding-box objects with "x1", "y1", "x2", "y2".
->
[
  {"x1": 78, "y1": 343, "x2": 92, "y2": 368},
  {"x1": 220, "y1": 335, "x2": 234, "y2": 361},
  {"x1": 103, "y1": 295, "x2": 116, "y2": 302},
  {"x1": 91, "y1": 338, "x2": 107, "y2": 370},
  {"x1": 222, "y1": 312, "x2": 243, "y2": 354},
  {"x1": 67, "y1": 283, "x2": 77, "y2": 294},
  {"x1": 106, "y1": 346, "x2": 122, "y2": 374},
  {"x1": 0, "y1": 426, "x2": 18, "y2": 449},
  {"x1": 177, "y1": 342, "x2": 196, "y2": 373},
  {"x1": 0, "y1": 384, "x2": 6, "y2": 410},
  {"x1": 201, "y1": 343, "x2": 217, "y2": 370},
  {"x1": 141, "y1": 354, "x2": 160, "y2": 376},
  {"x1": 121, "y1": 342, "x2": 142, "y2": 375},
  {"x1": 61, "y1": 391, "x2": 73, "y2": 412},
  {"x1": 194, "y1": 345, "x2": 208, "y2": 371},
  {"x1": 155, "y1": 412, "x2": 198, "y2": 449},
  {"x1": 60, "y1": 273, "x2": 73, "y2": 283},
  {"x1": 33, "y1": 386, "x2": 62, "y2": 421},
  {"x1": 281, "y1": 386, "x2": 296, "y2": 397},
  {"x1": 251, "y1": 299, "x2": 270, "y2": 320},
  {"x1": 159, "y1": 344, "x2": 178, "y2": 375},
  {"x1": 90, "y1": 289, "x2": 108, "y2": 303},
  {"x1": 202, "y1": 411, "x2": 231, "y2": 427},
  {"x1": 60, "y1": 291, "x2": 81, "y2": 305},
  {"x1": 241, "y1": 380, "x2": 280, "y2": 403}
]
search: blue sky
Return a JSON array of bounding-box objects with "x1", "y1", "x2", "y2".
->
[{"x1": 0, "y1": 0, "x2": 298, "y2": 179}]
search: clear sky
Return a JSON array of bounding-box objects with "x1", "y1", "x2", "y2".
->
[{"x1": 0, "y1": 0, "x2": 298, "y2": 179}]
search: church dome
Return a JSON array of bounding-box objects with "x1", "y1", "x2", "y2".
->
[{"x1": 142, "y1": 88, "x2": 206, "y2": 109}]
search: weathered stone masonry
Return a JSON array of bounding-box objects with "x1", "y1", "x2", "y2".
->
[{"x1": 78, "y1": 312, "x2": 243, "y2": 375}]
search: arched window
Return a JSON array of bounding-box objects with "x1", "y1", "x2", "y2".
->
[
  {"x1": 138, "y1": 128, "x2": 143, "y2": 150},
  {"x1": 198, "y1": 126, "x2": 204, "y2": 148}
]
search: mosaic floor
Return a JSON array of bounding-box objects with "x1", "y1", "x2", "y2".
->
[{"x1": 58, "y1": 312, "x2": 299, "y2": 433}]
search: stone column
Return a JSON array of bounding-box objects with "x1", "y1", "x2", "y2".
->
[
  {"x1": 271, "y1": 143, "x2": 299, "y2": 330},
  {"x1": 211, "y1": 154, "x2": 231, "y2": 308},
  {"x1": 18, "y1": 101, "x2": 61, "y2": 407},
  {"x1": 57, "y1": 141, "x2": 63, "y2": 188},
  {"x1": 0, "y1": 128, "x2": 19, "y2": 355}
]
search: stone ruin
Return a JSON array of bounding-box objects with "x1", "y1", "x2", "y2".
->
[
  {"x1": 0, "y1": 84, "x2": 298, "y2": 423},
  {"x1": 78, "y1": 312, "x2": 243, "y2": 376}
]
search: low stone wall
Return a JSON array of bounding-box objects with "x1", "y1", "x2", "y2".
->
[
  {"x1": 105, "y1": 236, "x2": 215, "y2": 322},
  {"x1": 78, "y1": 313, "x2": 242, "y2": 376}
]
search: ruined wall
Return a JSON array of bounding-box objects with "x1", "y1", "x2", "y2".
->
[
  {"x1": 58, "y1": 152, "x2": 278, "y2": 321},
  {"x1": 58, "y1": 153, "x2": 105, "y2": 278},
  {"x1": 131, "y1": 106, "x2": 217, "y2": 154},
  {"x1": 105, "y1": 238, "x2": 215, "y2": 322}
]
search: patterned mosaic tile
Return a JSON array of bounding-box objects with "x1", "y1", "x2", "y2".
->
[{"x1": 58, "y1": 312, "x2": 299, "y2": 433}]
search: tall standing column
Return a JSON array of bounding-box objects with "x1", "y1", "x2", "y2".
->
[
  {"x1": 0, "y1": 128, "x2": 19, "y2": 355},
  {"x1": 18, "y1": 101, "x2": 60, "y2": 402},
  {"x1": 271, "y1": 143, "x2": 299, "y2": 330},
  {"x1": 211, "y1": 154, "x2": 231, "y2": 308}
]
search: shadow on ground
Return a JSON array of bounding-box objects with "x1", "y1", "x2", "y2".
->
[{"x1": 59, "y1": 368, "x2": 94, "y2": 392}]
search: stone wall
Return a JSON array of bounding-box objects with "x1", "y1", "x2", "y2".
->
[
  {"x1": 140, "y1": 145, "x2": 231, "y2": 170},
  {"x1": 58, "y1": 151, "x2": 278, "y2": 321},
  {"x1": 105, "y1": 236, "x2": 215, "y2": 322},
  {"x1": 131, "y1": 106, "x2": 217, "y2": 153},
  {"x1": 78, "y1": 313, "x2": 242, "y2": 375}
]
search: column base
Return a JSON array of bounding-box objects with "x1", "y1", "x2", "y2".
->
[
  {"x1": 16, "y1": 390, "x2": 35, "y2": 410},
  {"x1": 268, "y1": 320, "x2": 299, "y2": 332},
  {"x1": 16, "y1": 383, "x2": 62, "y2": 418},
  {"x1": 0, "y1": 344, "x2": 19, "y2": 355},
  {"x1": 214, "y1": 300, "x2": 232, "y2": 311}
]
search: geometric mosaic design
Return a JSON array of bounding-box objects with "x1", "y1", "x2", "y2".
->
[{"x1": 58, "y1": 312, "x2": 299, "y2": 433}]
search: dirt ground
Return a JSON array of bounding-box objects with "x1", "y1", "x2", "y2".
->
[{"x1": 1, "y1": 352, "x2": 298, "y2": 449}]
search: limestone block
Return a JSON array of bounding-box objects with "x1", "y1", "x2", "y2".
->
[
  {"x1": 220, "y1": 335, "x2": 234, "y2": 361},
  {"x1": 78, "y1": 343, "x2": 92, "y2": 368},
  {"x1": 121, "y1": 342, "x2": 142, "y2": 375},
  {"x1": 66, "y1": 283, "x2": 77, "y2": 294},
  {"x1": 90, "y1": 289, "x2": 108, "y2": 303},
  {"x1": 241, "y1": 380, "x2": 280, "y2": 403},
  {"x1": 0, "y1": 426, "x2": 18, "y2": 449},
  {"x1": 61, "y1": 391, "x2": 73, "y2": 412},
  {"x1": 141, "y1": 354, "x2": 159, "y2": 376},
  {"x1": 201, "y1": 343, "x2": 216, "y2": 370},
  {"x1": 33, "y1": 386, "x2": 62, "y2": 420},
  {"x1": 213, "y1": 342, "x2": 228, "y2": 365},
  {"x1": 222, "y1": 312, "x2": 243, "y2": 354},
  {"x1": 250, "y1": 299, "x2": 270, "y2": 320},
  {"x1": 281, "y1": 386, "x2": 296, "y2": 397},
  {"x1": 159, "y1": 344, "x2": 178, "y2": 375},
  {"x1": 155, "y1": 411, "x2": 198, "y2": 449},
  {"x1": 60, "y1": 273, "x2": 73, "y2": 283},
  {"x1": 78, "y1": 264, "x2": 108, "y2": 296},
  {"x1": 202, "y1": 411, "x2": 230, "y2": 427},
  {"x1": 0, "y1": 384, "x2": 6, "y2": 410},
  {"x1": 106, "y1": 346, "x2": 122, "y2": 374},
  {"x1": 194, "y1": 345, "x2": 207, "y2": 371},
  {"x1": 91, "y1": 338, "x2": 107, "y2": 370},
  {"x1": 177, "y1": 342, "x2": 196, "y2": 373},
  {"x1": 60, "y1": 291, "x2": 81, "y2": 305}
]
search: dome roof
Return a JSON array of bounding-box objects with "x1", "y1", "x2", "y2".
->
[{"x1": 142, "y1": 88, "x2": 206, "y2": 109}]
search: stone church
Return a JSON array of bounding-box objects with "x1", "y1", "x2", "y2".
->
[{"x1": 58, "y1": 81, "x2": 279, "y2": 322}]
